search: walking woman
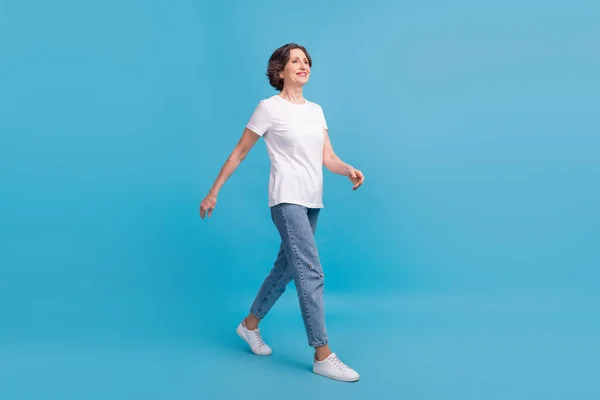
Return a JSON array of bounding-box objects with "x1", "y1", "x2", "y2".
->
[{"x1": 199, "y1": 43, "x2": 364, "y2": 382}]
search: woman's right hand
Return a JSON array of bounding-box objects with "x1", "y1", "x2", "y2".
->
[
  {"x1": 199, "y1": 192, "x2": 217, "y2": 219},
  {"x1": 199, "y1": 128, "x2": 260, "y2": 220}
]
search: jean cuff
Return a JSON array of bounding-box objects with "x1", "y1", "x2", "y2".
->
[{"x1": 249, "y1": 310, "x2": 264, "y2": 320}]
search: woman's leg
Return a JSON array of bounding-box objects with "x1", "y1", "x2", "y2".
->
[
  {"x1": 269, "y1": 203, "x2": 328, "y2": 348},
  {"x1": 246, "y1": 205, "x2": 320, "y2": 329},
  {"x1": 246, "y1": 243, "x2": 291, "y2": 328},
  {"x1": 241, "y1": 204, "x2": 359, "y2": 381}
]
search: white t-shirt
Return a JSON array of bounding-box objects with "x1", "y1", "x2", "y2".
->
[{"x1": 246, "y1": 94, "x2": 328, "y2": 208}]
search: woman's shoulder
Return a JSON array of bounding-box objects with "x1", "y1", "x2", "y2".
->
[
  {"x1": 258, "y1": 95, "x2": 280, "y2": 105},
  {"x1": 305, "y1": 99, "x2": 325, "y2": 115},
  {"x1": 306, "y1": 99, "x2": 323, "y2": 109}
]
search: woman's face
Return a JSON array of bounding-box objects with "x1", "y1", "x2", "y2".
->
[{"x1": 280, "y1": 48, "x2": 310, "y2": 88}]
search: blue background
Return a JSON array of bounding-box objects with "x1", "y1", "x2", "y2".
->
[{"x1": 1, "y1": 0, "x2": 598, "y2": 398}]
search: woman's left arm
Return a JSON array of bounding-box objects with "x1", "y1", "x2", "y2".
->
[{"x1": 322, "y1": 129, "x2": 365, "y2": 190}]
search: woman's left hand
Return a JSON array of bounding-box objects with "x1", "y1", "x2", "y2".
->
[{"x1": 347, "y1": 167, "x2": 365, "y2": 190}]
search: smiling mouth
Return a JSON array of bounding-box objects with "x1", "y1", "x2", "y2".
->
[{"x1": 297, "y1": 72, "x2": 308, "y2": 76}]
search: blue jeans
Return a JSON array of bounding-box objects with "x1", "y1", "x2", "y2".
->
[{"x1": 249, "y1": 203, "x2": 328, "y2": 347}]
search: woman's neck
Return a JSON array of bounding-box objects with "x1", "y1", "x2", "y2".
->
[{"x1": 279, "y1": 86, "x2": 305, "y2": 104}]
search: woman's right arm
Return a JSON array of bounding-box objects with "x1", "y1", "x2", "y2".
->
[{"x1": 199, "y1": 128, "x2": 260, "y2": 219}]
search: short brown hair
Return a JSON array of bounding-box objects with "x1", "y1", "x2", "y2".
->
[{"x1": 266, "y1": 43, "x2": 312, "y2": 91}]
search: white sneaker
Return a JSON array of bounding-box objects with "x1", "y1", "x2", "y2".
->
[
  {"x1": 236, "y1": 320, "x2": 272, "y2": 356},
  {"x1": 313, "y1": 352, "x2": 360, "y2": 382}
]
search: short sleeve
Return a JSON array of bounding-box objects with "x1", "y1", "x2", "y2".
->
[
  {"x1": 320, "y1": 105, "x2": 328, "y2": 131},
  {"x1": 246, "y1": 100, "x2": 272, "y2": 137}
]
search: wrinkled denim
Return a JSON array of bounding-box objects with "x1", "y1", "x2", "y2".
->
[{"x1": 250, "y1": 203, "x2": 328, "y2": 347}]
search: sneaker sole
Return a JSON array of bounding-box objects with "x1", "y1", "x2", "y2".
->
[
  {"x1": 236, "y1": 325, "x2": 272, "y2": 356},
  {"x1": 312, "y1": 368, "x2": 360, "y2": 382}
]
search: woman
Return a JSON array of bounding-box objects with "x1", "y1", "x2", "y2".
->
[{"x1": 199, "y1": 43, "x2": 364, "y2": 382}]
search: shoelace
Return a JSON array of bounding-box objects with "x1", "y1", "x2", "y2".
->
[
  {"x1": 252, "y1": 329, "x2": 266, "y2": 346},
  {"x1": 330, "y1": 355, "x2": 348, "y2": 371}
]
